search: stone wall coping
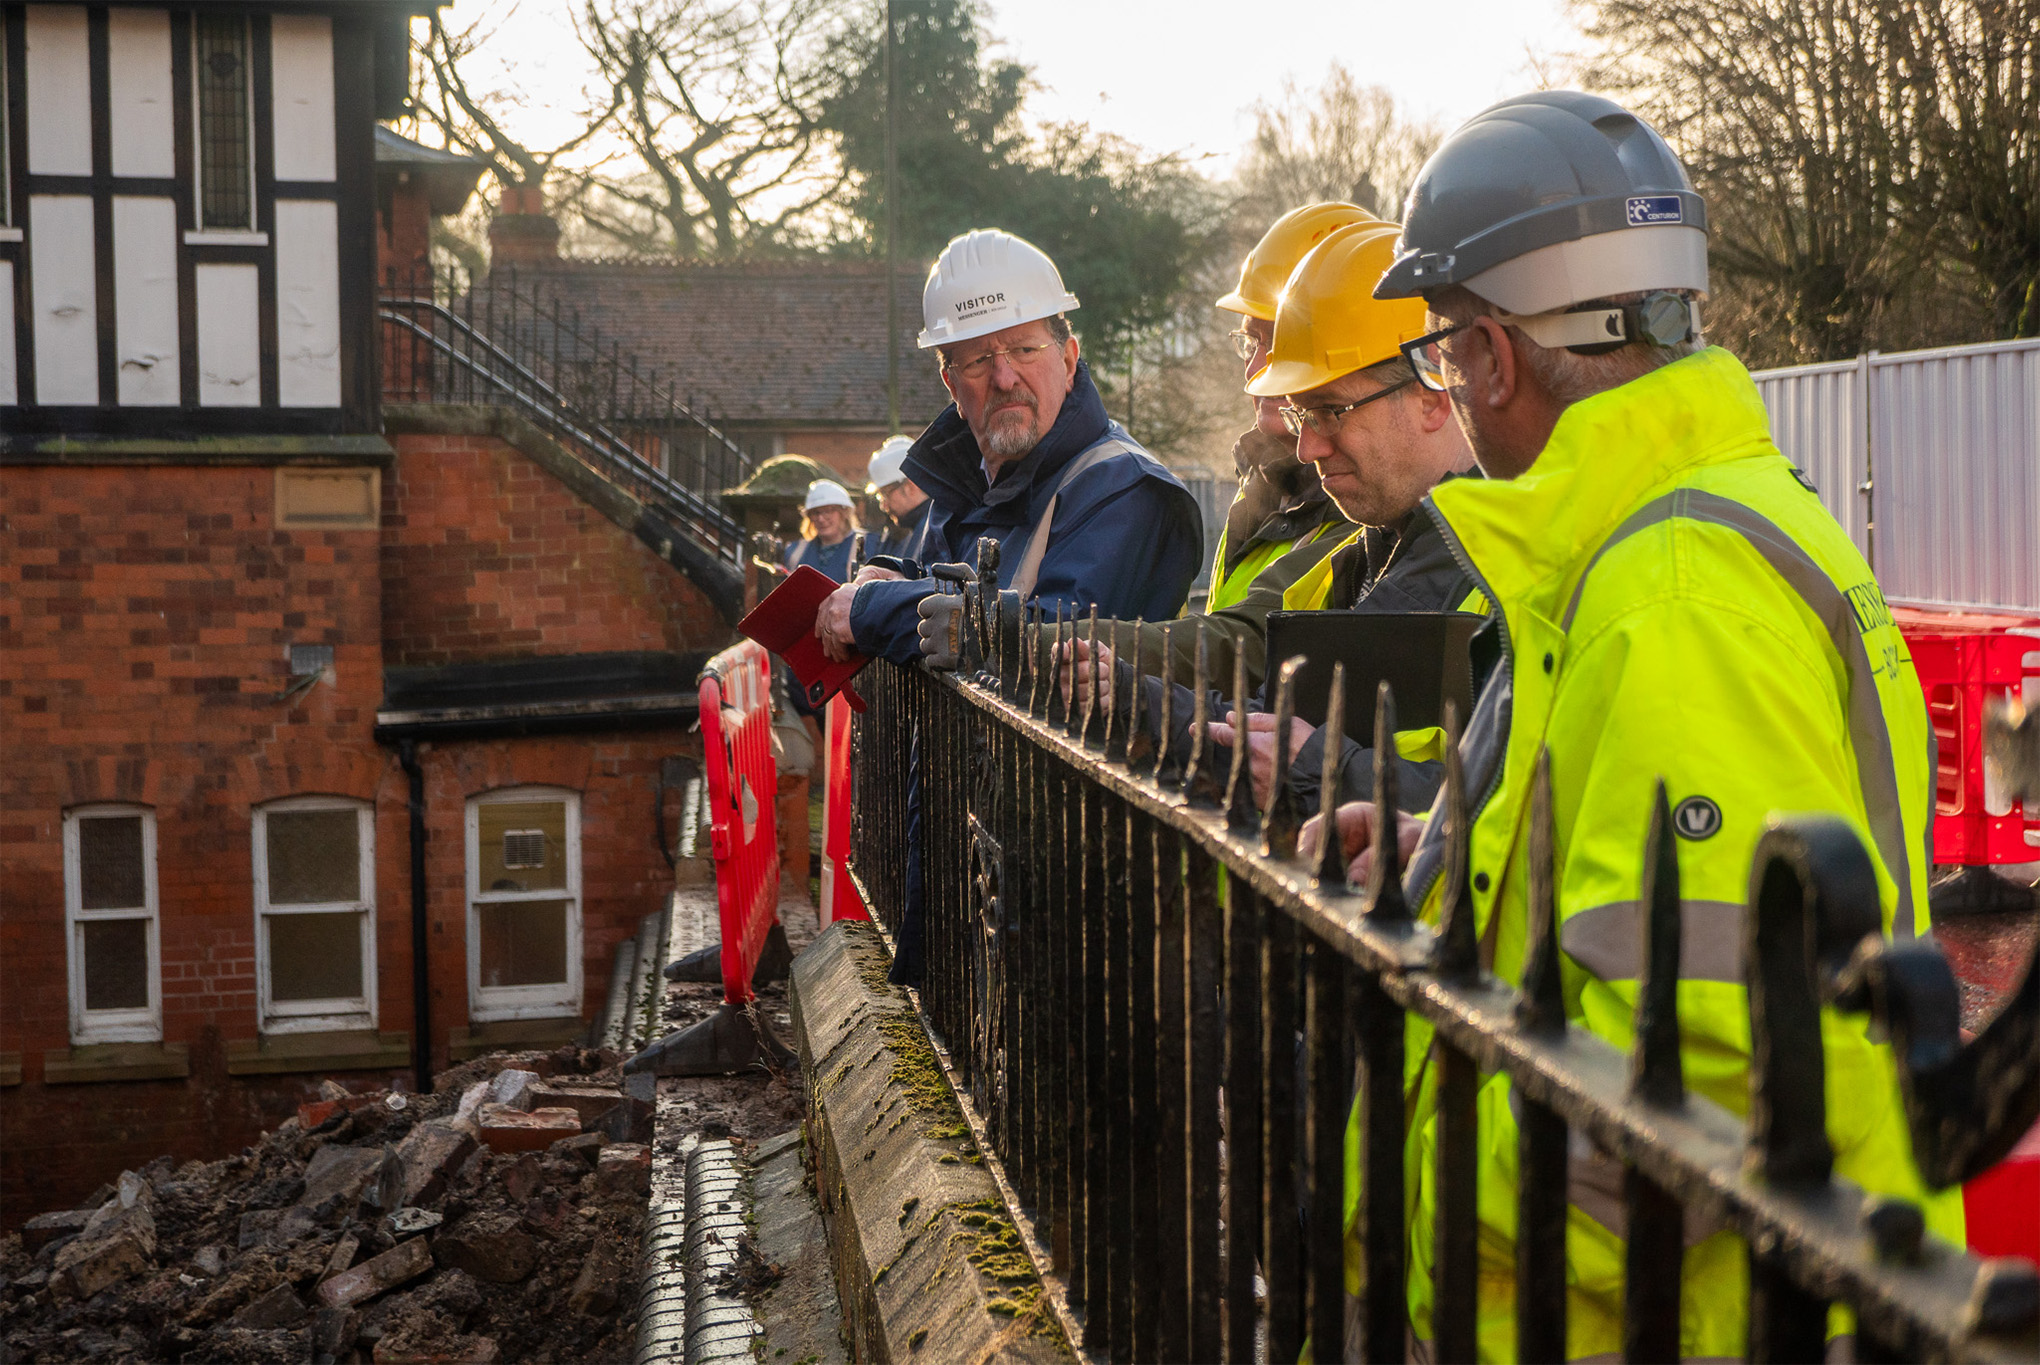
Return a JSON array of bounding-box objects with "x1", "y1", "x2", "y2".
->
[{"x1": 791, "y1": 920, "x2": 1071, "y2": 1364}]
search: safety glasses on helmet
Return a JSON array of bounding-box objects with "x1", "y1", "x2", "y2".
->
[{"x1": 1398, "y1": 324, "x2": 1467, "y2": 392}]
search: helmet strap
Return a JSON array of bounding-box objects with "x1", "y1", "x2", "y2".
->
[{"x1": 1495, "y1": 293, "x2": 1702, "y2": 355}]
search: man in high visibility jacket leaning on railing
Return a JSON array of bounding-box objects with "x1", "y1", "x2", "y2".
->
[
  {"x1": 1064, "y1": 220, "x2": 1486, "y2": 821},
  {"x1": 1308, "y1": 91, "x2": 1961, "y2": 1360}
]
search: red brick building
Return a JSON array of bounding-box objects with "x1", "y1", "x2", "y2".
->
[{"x1": 0, "y1": 3, "x2": 744, "y2": 1222}]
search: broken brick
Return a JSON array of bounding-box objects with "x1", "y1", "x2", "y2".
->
[
  {"x1": 549, "y1": 1131, "x2": 607, "y2": 1167},
  {"x1": 567, "y1": 1241, "x2": 621, "y2": 1315},
  {"x1": 594, "y1": 1144, "x2": 651, "y2": 1200},
  {"x1": 321, "y1": 1231, "x2": 362, "y2": 1283},
  {"x1": 528, "y1": 1084, "x2": 624, "y2": 1126},
  {"x1": 485, "y1": 1069, "x2": 541, "y2": 1111},
  {"x1": 392, "y1": 1121, "x2": 476, "y2": 1207},
  {"x1": 50, "y1": 1199, "x2": 156, "y2": 1301},
  {"x1": 315, "y1": 1235, "x2": 434, "y2": 1311},
  {"x1": 477, "y1": 1106, "x2": 581, "y2": 1154},
  {"x1": 19, "y1": 1208, "x2": 93, "y2": 1254},
  {"x1": 500, "y1": 1154, "x2": 546, "y2": 1203},
  {"x1": 229, "y1": 1282, "x2": 308, "y2": 1330}
]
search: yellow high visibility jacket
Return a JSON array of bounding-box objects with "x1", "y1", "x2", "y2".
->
[
  {"x1": 1208, "y1": 513, "x2": 1348, "y2": 612},
  {"x1": 1357, "y1": 348, "x2": 1960, "y2": 1361}
]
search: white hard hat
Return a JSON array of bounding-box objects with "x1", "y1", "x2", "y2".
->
[
  {"x1": 802, "y1": 480, "x2": 853, "y2": 512},
  {"x1": 918, "y1": 229, "x2": 1080, "y2": 350},
  {"x1": 865, "y1": 436, "x2": 914, "y2": 492}
]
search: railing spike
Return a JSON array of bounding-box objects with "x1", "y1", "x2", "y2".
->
[
  {"x1": 1183, "y1": 622, "x2": 1209, "y2": 802},
  {"x1": 1633, "y1": 779, "x2": 1685, "y2": 1108},
  {"x1": 1058, "y1": 602, "x2": 1077, "y2": 736},
  {"x1": 1223, "y1": 645, "x2": 1255, "y2": 829},
  {"x1": 1364, "y1": 681, "x2": 1409, "y2": 923},
  {"x1": 1079, "y1": 606, "x2": 1100, "y2": 742},
  {"x1": 1313, "y1": 662, "x2": 1347, "y2": 889},
  {"x1": 1024, "y1": 602, "x2": 1042, "y2": 717},
  {"x1": 1515, "y1": 747, "x2": 1565, "y2": 1034},
  {"x1": 1154, "y1": 622, "x2": 1175, "y2": 785},
  {"x1": 1101, "y1": 616, "x2": 1121, "y2": 760},
  {"x1": 1435, "y1": 699, "x2": 1479, "y2": 978},
  {"x1": 1262, "y1": 656, "x2": 1305, "y2": 860},
  {"x1": 1121, "y1": 619, "x2": 1147, "y2": 769}
]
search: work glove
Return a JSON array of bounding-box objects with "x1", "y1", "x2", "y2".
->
[{"x1": 917, "y1": 593, "x2": 965, "y2": 671}]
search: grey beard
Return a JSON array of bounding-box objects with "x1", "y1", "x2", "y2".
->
[{"x1": 983, "y1": 417, "x2": 1040, "y2": 461}]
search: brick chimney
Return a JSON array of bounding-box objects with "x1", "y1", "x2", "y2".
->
[{"x1": 488, "y1": 183, "x2": 559, "y2": 265}]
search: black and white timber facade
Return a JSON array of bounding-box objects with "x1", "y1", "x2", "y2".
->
[{"x1": 1, "y1": 1, "x2": 422, "y2": 439}]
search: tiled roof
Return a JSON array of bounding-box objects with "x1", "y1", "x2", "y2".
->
[{"x1": 495, "y1": 259, "x2": 953, "y2": 429}]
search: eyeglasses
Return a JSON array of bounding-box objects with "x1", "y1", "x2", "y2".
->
[
  {"x1": 1279, "y1": 377, "x2": 1414, "y2": 436},
  {"x1": 944, "y1": 343, "x2": 1057, "y2": 379},
  {"x1": 1226, "y1": 328, "x2": 1263, "y2": 362},
  {"x1": 1399, "y1": 324, "x2": 1468, "y2": 392}
]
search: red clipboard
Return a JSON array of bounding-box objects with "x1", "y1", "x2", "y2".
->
[{"x1": 737, "y1": 565, "x2": 870, "y2": 712}]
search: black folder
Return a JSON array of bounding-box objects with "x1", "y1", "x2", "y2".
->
[{"x1": 1262, "y1": 610, "x2": 1481, "y2": 739}]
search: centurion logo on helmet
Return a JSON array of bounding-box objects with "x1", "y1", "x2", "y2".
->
[{"x1": 918, "y1": 229, "x2": 1080, "y2": 350}]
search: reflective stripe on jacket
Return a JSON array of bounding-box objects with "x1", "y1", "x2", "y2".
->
[{"x1": 1373, "y1": 347, "x2": 1958, "y2": 1360}]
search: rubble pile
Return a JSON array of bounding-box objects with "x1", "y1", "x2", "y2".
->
[{"x1": 0, "y1": 1048, "x2": 653, "y2": 1365}]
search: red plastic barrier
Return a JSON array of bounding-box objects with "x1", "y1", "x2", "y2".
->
[
  {"x1": 1906, "y1": 627, "x2": 2040, "y2": 864},
  {"x1": 820, "y1": 692, "x2": 870, "y2": 925},
  {"x1": 1965, "y1": 1118, "x2": 2040, "y2": 1263},
  {"x1": 699, "y1": 640, "x2": 780, "y2": 1005}
]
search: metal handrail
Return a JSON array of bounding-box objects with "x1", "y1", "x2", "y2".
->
[
  {"x1": 378, "y1": 301, "x2": 744, "y2": 559},
  {"x1": 847, "y1": 560, "x2": 2040, "y2": 1363}
]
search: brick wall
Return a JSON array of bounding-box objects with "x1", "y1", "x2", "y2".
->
[
  {"x1": 381, "y1": 432, "x2": 728, "y2": 667},
  {"x1": 0, "y1": 464, "x2": 401, "y2": 1215},
  {"x1": 0, "y1": 439, "x2": 724, "y2": 1225},
  {"x1": 775, "y1": 428, "x2": 896, "y2": 486}
]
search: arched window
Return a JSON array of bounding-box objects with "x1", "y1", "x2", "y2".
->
[
  {"x1": 64, "y1": 804, "x2": 160, "y2": 1044},
  {"x1": 252, "y1": 797, "x2": 375, "y2": 1034},
  {"x1": 466, "y1": 787, "x2": 581, "y2": 1021}
]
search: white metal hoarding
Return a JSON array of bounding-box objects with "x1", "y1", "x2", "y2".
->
[{"x1": 1755, "y1": 338, "x2": 2040, "y2": 615}]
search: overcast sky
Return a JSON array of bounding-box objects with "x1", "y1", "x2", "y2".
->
[
  {"x1": 980, "y1": 0, "x2": 1579, "y2": 172},
  {"x1": 431, "y1": 0, "x2": 1583, "y2": 177}
]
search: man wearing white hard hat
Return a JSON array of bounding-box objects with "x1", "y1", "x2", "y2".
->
[
  {"x1": 783, "y1": 479, "x2": 859, "y2": 583},
  {"x1": 814, "y1": 228, "x2": 1202, "y2": 666},
  {"x1": 863, "y1": 436, "x2": 931, "y2": 559},
  {"x1": 814, "y1": 229, "x2": 1203, "y2": 989}
]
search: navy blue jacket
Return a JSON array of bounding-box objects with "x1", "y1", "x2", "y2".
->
[
  {"x1": 849, "y1": 362, "x2": 1203, "y2": 664},
  {"x1": 785, "y1": 532, "x2": 856, "y2": 583}
]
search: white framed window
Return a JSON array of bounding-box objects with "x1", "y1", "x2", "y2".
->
[
  {"x1": 252, "y1": 797, "x2": 376, "y2": 1034},
  {"x1": 64, "y1": 805, "x2": 162, "y2": 1044},
  {"x1": 466, "y1": 788, "x2": 581, "y2": 1022}
]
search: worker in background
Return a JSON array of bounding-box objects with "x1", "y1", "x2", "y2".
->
[
  {"x1": 783, "y1": 480, "x2": 859, "y2": 582},
  {"x1": 865, "y1": 435, "x2": 932, "y2": 559},
  {"x1": 1064, "y1": 221, "x2": 1484, "y2": 819},
  {"x1": 1107, "y1": 203, "x2": 1373, "y2": 694},
  {"x1": 813, "y1": 228, "x2": 1203, "y2": 983},
  {"x1": 1310, "y1": 90, "x2": 1960, "y2": 1360}
]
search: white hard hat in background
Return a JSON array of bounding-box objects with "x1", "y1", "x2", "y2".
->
[
  {"x1": 803, "y1": 480, "x2": 853, "y2": 512},
  {"x1": 866, "y1": 436, "x2": 914, "y2": 492},
  {"x1": 918, "y1": 229, "x2": 1081, "y2": 350}
]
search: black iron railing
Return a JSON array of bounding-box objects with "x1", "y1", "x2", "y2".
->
[
  {"x1": 378, "y1": 265, "x2": 754, "y2": 566},
  {"x1": 848, "y1": 543, "x2": 2040, "y2": 1363}
]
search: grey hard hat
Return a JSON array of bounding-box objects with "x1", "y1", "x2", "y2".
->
[{"x1": 1374, "y1": 92, "x2": 1708, "y2": 310}]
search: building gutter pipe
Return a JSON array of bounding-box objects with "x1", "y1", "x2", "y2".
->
[{"x1": 399, "y1": 739, "x2": 433, "y2": 1095}]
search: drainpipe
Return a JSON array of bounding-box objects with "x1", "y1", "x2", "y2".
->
[{"x1": 399, "y1": 740, "x2": 433, "y2": 1095}]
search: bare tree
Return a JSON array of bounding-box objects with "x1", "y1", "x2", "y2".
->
[
  {"x1": 1234, "y1": 65, "x2": 1441, "y2": 225},
  {"x1": 1578, "y1": 0, "x2": 2028, "y2": 364},
  {"x1": 575, "y1": 0, "x2": 852, "y2": 259},
  {"x1": 416, "y1": 8, "x2": 622, "y2": 197},
  {"x1": 1913, "y1": 0, "x2": 2040, "y2": 338}
]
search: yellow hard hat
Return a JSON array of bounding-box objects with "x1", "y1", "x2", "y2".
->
[
  {"x1": 1246, "y1": 222, "x2": 1430, "y2": 397},
  {"x1": 1215, "y1": 202, "x2": 1379, "y2": 320}
]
